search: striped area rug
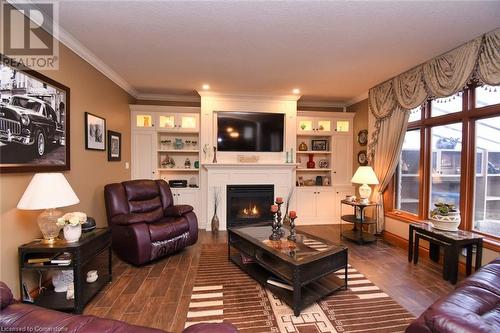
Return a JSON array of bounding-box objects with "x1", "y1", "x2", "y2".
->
[{"x1": 185, "y1": 244, "x2": 414, "y2": 333}]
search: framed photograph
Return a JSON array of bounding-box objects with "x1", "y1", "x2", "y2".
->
[
  {"x1": 0, "y1": 55, "x2": 70, "y2": 173},
  {"x1": 358, "y1": 150, "x2": 368, "y2": 166},
  {"x1": 311, "y1": 139, "x2": 328, "y2": 151},
  {"x1": 85, "y1": 112, "x2": 106, "y2": 150},
  {"x1": 357, "y1": 130, "x2": 368, "y2": 146},
  {"x1": 107, "y1": 130, "x2": 121, "y2": 161}
]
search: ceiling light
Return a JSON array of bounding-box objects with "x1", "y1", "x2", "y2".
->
[
  {"x1": 226, "y1": 127, "x2": 234, "y2": 133},
  {"x1": 229, "y1": 132, "x2": 240, "y2": 138},
  {"x1": 202, "y1": 84, "x2": 210, "y2": 90},
  {"x1": 292, "y1": 88, "x2": 300, "y2": 94}
]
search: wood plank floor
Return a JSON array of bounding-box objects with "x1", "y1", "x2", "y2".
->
[{"x1": 84, "y1": 225, "x2": 455, "y2": 332}]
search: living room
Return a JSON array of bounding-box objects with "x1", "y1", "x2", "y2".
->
[{"x1": 0, "y1": 1, "x2": 499, "y2": 333}]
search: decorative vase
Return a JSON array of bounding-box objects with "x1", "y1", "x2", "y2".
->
[
  {"x1": 63, "y1": 224, "x2": 82, "y2": 243},
  {"x1": 430, "y1": 211, "x2": 461, "y2": 231},
  {"x1": 307, "y1": 154, "x2": 315, "y2": 169},
  {"x1": 174, "y1": 138, "x2": 184, "y2": 149},
  {"x1": 298, "y1": 142, "x2": 308, "y2": 151},
  {"x1": 52, "y1": 270, "x2": 73, "y2": 292},
  {"x1": 211, "y1": 214, "x2": 219, "y2": 233}
]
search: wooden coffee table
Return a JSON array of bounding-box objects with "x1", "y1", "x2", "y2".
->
[{"x1": 228, "y1": 225, "x2": 348, "y2": 316}]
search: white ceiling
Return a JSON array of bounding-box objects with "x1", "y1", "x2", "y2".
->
[{"x1": 56, "y1": 1, "x2": 500, "y2": 103}]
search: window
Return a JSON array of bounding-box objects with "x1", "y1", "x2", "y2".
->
[
  {"x1": 395, "y1": 130, "x2": 421, "y2": 215},
  {"x1": 473, "y1": 115, "x2": 500, "y2": 237},
  {"x1": 390, "y1": 84, "x2": 500, "y2": 242}
]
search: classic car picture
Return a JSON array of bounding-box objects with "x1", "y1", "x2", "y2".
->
[{"x1": 0, "y1": 57, "x2": 70, "y2": 172}]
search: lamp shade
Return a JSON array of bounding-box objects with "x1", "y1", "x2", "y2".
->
[
  {"x1": 17, "y1": 173, "x2": 79, "y2": 210},
  {"x1": 351, "y1": 166, "x2": 379, "y2": 185}
]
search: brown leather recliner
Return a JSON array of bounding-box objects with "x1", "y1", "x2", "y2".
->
[{"x1": 104, "y1": 179, "x2": 198, "y2": 265}]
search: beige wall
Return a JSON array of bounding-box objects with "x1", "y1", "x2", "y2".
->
[
  {"x1": 0, "y1": 44, "x2": 133, "y2": 296},
  {"x1": 347, "y1": 99, "x2": 369, "y2": 174}
]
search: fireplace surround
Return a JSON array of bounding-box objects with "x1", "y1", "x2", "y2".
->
[{"x1": 227, "y1": 185, "x2": 274, "y2": 228}]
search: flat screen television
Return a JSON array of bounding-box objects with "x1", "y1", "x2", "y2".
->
[{"x1": 217, "y1": 112, "x2": 284, "y2": 152}]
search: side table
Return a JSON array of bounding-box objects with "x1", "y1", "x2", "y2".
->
[
  {"x1": 408, "y1": 222, "x2": 483, "y2": 284},
  {"x1": 19, "y1": 228, "x2": 112, "y2": 313},
  {"x1": 340, "y1": 199, "x2": 379, "y2": 244}
]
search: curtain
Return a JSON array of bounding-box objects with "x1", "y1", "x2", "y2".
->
[{"x1": 367, "y1": 28, "x2": 500, "y2": 231}]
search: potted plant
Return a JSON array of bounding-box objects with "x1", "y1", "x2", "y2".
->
[
  {"x1": 429, "y1": 203, "x2": 460, "y2": 231},
  {"x1": 57, "y1": 212, "x2": 87, "y2": 242}
]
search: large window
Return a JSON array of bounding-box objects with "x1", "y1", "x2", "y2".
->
[{"x1": 391, "y1": 84, "x2": 500, "y2": 240}]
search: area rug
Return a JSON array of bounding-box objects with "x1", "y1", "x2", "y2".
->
[{"x1": 185, "y1": 244, "x2": 414, "y2": 333}]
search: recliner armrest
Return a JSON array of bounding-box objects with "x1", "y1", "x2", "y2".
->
[{"x1": 164, "y1": 205, "x2": 194, "y2": 217}]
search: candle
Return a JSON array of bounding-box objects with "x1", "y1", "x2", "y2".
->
[
  {"x1": 276, "y1": 197, "x2": 284, "y2": 204},
  {"x1": 289, "y1": 211, "x2": 297, "y2": 219},
  {"x1": 270, "y1": 205, "x2": 279, "y2": 213}
]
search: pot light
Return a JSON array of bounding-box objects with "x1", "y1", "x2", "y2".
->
[
  {"x1": 292, "y1": 88, "x2": 300, "y2": 94},
  {"x1": 202, "y1": 84, "x2": 210, "y2": 90}
]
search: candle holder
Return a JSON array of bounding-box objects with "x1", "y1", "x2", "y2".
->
[
  {"x1": 269, "y1": 205, "x2": 281, "y2": 241},
  {"x1": 287, "y1": 215, "x2": 297, "y2": 242},
  {"x1": 276, "y1": 201, "x2": 285, "y2": 236}
]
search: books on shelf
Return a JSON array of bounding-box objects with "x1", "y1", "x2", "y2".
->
[
  {"x1": 266, "y1": 277, "x2": 293, "y2": 291},
  {"x1": 25, "y1": 252, "x2": 72, "y2": 266},
  {"x1": 240, "y1": 253, "x2": 254, "y2": 264},
  {"x1": 51, "y1": 252, "x2": 72, "y2": 265},
  {"x1": 26, "y1": 253, "x2": 56, "y2": 264}
]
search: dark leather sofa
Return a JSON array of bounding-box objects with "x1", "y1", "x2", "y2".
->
[
  {"x1": 0, "y1": 282, "x2": 238, "y2": 333},
  {"x1": 405, "y1": 258, "x2": 500, "y2": 333},
  {"x1": 104, "y1": 179, "x2": 198, "y2": 265}
]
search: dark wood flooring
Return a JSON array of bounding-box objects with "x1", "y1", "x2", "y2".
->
[{"x1": 84, "y1": 225, "x2": 455, "y2": 332}]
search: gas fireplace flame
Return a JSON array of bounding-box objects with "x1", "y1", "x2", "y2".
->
[{"x1": 241, "y1": 205, "x2": 260, "y2": 217}]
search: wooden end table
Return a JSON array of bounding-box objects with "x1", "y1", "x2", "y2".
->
[
  {"x1": 408, "y1": 222, "x2": 483, "y2": 284},
  {"x1": 19, "y1": 228, "x2": 112, "y2": 313},
  {"x1": 340, "y1": 199, "x2": 379, "y2": 244}
]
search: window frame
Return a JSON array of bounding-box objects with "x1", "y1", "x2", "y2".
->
[{"x1": 387, "y1": 84, "x2": 500, "y2": 251}]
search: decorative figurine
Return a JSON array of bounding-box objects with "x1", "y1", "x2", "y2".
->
[
  {"x1": 298, "y1": 142, "x2": 308, "y2": 151},
  {"x1": 212, "y1": 146, "x2": 217, "y2": 163},
  {"x1": 287, "y1": 211, "x2": 297, "y2": 242},
  {"x1": 184, "y1": 158, "x2": 191, "y2": 168}
]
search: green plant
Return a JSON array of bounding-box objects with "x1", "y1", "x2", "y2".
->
[{"x1": 430, "y1": 202, "x2": 457, "y2": 217}]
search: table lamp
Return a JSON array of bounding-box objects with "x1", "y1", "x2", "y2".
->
[
  {"x1": 17, "y1": 173, "x2": 80, "y2": 243},
  {"x1": 351, "y1": 166, "x2": 379, "y2": 200}
]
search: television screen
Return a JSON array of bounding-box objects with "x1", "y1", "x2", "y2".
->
[{"x1": 217, "y1": 112, "x2": 284, "y2": 152}]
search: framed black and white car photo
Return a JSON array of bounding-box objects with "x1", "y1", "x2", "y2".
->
[
  {"x1": 85, "y1": 112, "x2": 106, "y2": 151},
  {"x1": 107, "y1": 130, "x2": 121, "y2": 161},
  {"x1": 0, "y1": 55, "x2": 70, "y2": 173}
]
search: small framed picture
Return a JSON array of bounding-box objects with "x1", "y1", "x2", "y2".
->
[
  {"x1": 107, "y1": 131, "x2": 121, "y2": 161},
  {"x1": 85, "y1": 112, "x2": 106, "y2": 151},
  {"x1": 311, "y1": 139, "x2": 328, "y2": 151}
]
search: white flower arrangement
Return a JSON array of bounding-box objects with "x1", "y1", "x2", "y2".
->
[{"x1": 57, "y1": 212, "x2": 87, "y2": 227}]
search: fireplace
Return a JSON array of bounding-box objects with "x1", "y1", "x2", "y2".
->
[{"x1": 227, "y1": 185, "x2": 274, "y2": 228}]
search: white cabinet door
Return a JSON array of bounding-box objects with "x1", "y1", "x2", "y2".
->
[
  {"x1": 297, "y1": 117, "x2": 333, "y2": 135},
  {"x1": 132, "y1": 131, "x2": 156, "y2": 179},
  {"x1": 316, "y1": 189, "x2": 336, "y2": 219},
  {"x1": 296, "y1": 188, "x2": 316, "y2": 222},
  {"x1": 334, "y1": 119, "x2": 351, "y2": 135},
  {"x1": 177, "y1": 113, "x2": 200, "y2": 132},
  {"x1": 157, "y1": 113, "x2": 176, "y2": 131},
  {"x1": 332, "y1": 135, "x2": 353, "y2": 185},
  {"x1": 132, "y1": 111, "x2": 155, "y2": 131}
]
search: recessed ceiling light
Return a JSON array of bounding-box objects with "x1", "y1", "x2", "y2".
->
[
  {"x1": 292, "y1": 88, "x2": 300, "y2": 94},
  {"x1": 202, "y1": 84, "x2": 210, "y2": 90}
]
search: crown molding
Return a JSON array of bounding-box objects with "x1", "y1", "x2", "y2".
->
[
  {"x1": 135, "y1": 93, "x2": 200, "y2": 103},
  {"x1": 345, "y1": 92, "x2": 368, "y2": 107},
  {"x1": 8, "y1": 0, "x2": 138, "y2": 98},
  {"x1": 197, "y1": 90, "x2": 301, "y2": 101},
  {"x1": 297, "y1": 100, "x2": 347, "y2": 108}
]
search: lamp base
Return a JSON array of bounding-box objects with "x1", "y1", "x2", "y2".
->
[
  {"x1": 358, "y1": 184, "x2": 372, "y2": 199},
  {"x1": 37, "y1": 208, "x2": 63, "y2": 242}
]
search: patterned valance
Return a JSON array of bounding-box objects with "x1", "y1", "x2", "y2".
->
[{"x1": 369, "y1": 28, "x2": 500, "y2": 120}]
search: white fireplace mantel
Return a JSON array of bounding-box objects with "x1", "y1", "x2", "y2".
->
[{"x1": 203, "y1": 163, "x2": 299, "y2": 169}]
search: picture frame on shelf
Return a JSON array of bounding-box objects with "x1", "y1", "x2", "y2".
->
[
  {"x1": 0, "y1": 55, "x2": 70, "y2": 173},
  {"x1": 311, "y1": 139, "x2": 328, "y2": 151},
  {"x1": 107, "y1": 130, "x2": 121, "y2": 161},
  {"x1": 85, "y1": 112, "x2": 106, "y2": 151}
]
